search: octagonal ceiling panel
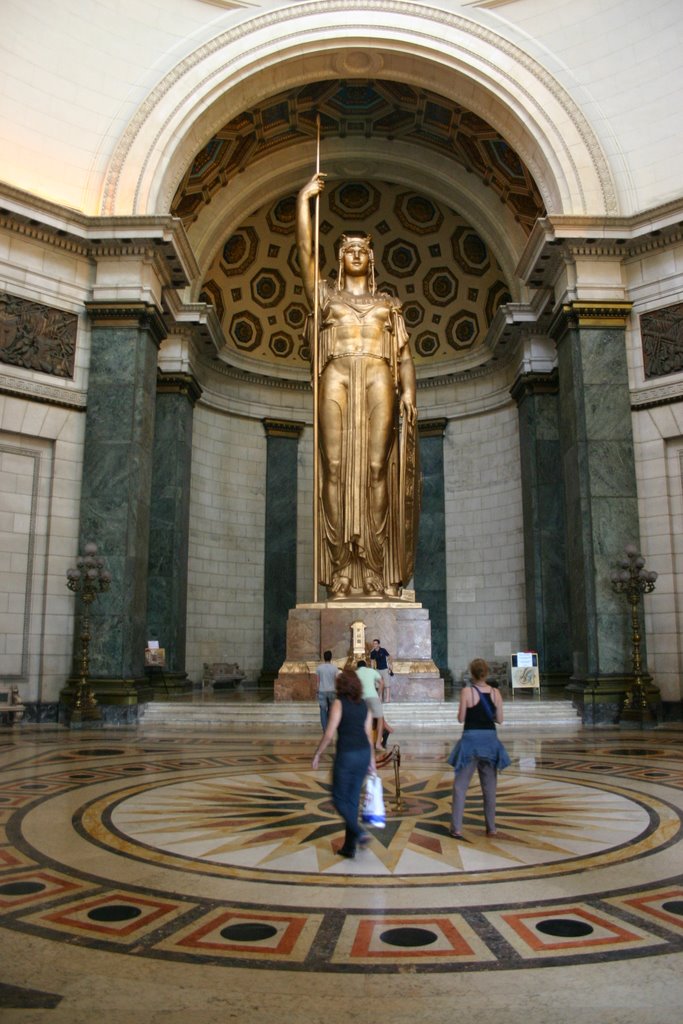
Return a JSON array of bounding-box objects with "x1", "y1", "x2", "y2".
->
[{"x1": 200, "y1": 180, "x2": 512, "y2": 375}]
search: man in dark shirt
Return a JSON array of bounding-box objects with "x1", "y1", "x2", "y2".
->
[{"x1": 370, "y1": 638, "x2": 393, "y2": 703}]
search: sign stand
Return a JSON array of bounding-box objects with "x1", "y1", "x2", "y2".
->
[{"x1": 509, "y1": 652, "x2": 540, "y2": 699}]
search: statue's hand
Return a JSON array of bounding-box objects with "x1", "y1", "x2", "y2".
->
[
  {"x1": 300, "y1": 172, "x2": 327, "y2": 200},
  {"x1": 400, "y1": 394, "x2": 416, "y2": 425}
]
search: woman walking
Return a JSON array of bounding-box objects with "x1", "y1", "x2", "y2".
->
[
  {"x1": 449, "y1": 658, "x2": 510, "y2": 839},
  {"x1": 312, "y1": 668, "x2": 376, "y2": 858}
]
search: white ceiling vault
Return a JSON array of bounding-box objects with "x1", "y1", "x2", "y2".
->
[{"x1": 96, "y1": 3, "x2": 617, "y2": 379}]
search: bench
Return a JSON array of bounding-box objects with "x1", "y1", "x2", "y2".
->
[
  {"x1": 461, "y1": 659, "x2": 509, "y2": 690},
  {"x1": 202, "y1": 662, "x2": 246, "y2": 690},
  {"x1": 0, "y1": 685, "x2": 25, "y2": 725}
]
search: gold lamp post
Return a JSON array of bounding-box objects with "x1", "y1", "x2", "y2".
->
[
  {"x1": 66, "y1": 542, "x2": 111, "y2": 723},
  {"x1": 610, "y1": 544, "x2": 657, "y2": 719}
]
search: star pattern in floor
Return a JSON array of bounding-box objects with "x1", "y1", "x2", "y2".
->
[{"x1": 1, "y1": 726, "x2": 682, "y2": 981}]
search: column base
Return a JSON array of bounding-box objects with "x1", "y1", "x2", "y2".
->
[
  {"x1": 566, "y1": 674, "x2": 661, "y2": 726},
  {"x1": 143, "y1": 669, "x2": 192, "y2": 701},
  {"x1": 60, "y1": 677, "x2": 148, "y2": 726}
]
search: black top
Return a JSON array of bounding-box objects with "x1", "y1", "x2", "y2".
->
[
  {"x1": 336, "y1": 696, "x2": 370, "y2": 753},
  {"x1": 463, "y1": 687, "x2": 496, "y2": 731}
]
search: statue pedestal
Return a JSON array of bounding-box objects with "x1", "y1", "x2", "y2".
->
[{"x1": 274, "y1": 600, "x2": 444, "y2": 702}]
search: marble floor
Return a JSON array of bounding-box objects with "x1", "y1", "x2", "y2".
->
[{"x1": 1, "y1": 720, "x2": 682, "y2": 1023}]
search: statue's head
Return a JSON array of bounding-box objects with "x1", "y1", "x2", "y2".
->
[{"x1": 337, "y1": 232, "x2": 376, "y2": 293}]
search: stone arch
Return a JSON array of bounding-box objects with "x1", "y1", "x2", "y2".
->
[{"x1": 101, "y1": 2, "x2": 617, "y2": 226}]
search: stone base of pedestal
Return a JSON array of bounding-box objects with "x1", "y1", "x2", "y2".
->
[
  {"x1": 566, "y1": 674, "x2": 661, "y2": 726},
  {"x1": 274, "y1": 600, "x2": 444, "y2": 702}
]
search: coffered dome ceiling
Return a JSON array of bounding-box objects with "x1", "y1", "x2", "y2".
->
[{"x1": 171, "y1": 80, "x2": 545, "y2": 377}]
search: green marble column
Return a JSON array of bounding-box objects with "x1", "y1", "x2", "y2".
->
[
  {"x1": 414, "y1": 419, "x2": 449, "y2": 681},
  {"x1": 261, "y1": 419, "x2": 304, "y2": 684},
  {"x1": 511, "y1": 371, "x2": 571, "y2": 684},
  {"x1": 553, "y1": 302, "x2": 651, "y2": 721},
  {"x1": 69, "y1": 303, "x2": 165, "y2": 713},
  {"x1": 145, "y1": 372, "x2": 202, "y2": 696}
]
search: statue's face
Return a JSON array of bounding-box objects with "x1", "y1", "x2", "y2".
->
[{"x1": 342, "y1": 244, "x2": 370, "y2": 276}]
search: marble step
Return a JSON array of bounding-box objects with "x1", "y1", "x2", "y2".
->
[{"x1": 138, "y1": 699, "x2": 581, "y2": 730}]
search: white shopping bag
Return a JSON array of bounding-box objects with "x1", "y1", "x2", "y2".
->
[{"x1": 361, "y1": 772, "x2": 386, "y2": 828}]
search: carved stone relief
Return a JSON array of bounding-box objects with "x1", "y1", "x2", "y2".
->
[
  {"x1": 0, "y1": 292, "x2": 77, "y2": 378},
  {"x1": 641, "y1": 302, "x2": 683, "y2": 380}
]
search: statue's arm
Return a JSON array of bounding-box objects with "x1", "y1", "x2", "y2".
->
[
  {"x1": 396, "y1": 311, "x2": 417, "y2": 424},
  {"x1": 296, "y1": 173, "x2": 326, "y2": 307}
]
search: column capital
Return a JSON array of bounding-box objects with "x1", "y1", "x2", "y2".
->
[
  {"x1": 510, "y1": 369, "x2": 559, "y2": 404},
  {"x1": 550, "y1": 301, "x2": 633, "y2": 340},
  {"x1": 418, "y1": 418, "x2": 448, "y2": 438},
  {"x1": 85, "y1": 301, "x2": 167, "y2": 347},
  {"x1": 262, "y1": 418, "x2": 305, "y2": 439},
  {"x1": 156, "y1": 371, "x2": 202, "y2": 405}
]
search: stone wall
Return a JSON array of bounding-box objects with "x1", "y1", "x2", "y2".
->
[
  {"x1": 443, "y1": 401, "x2": 526, "y2": 680},
  {"x1": 185, "y1": 405, "x2": 266, "y2": 684}
]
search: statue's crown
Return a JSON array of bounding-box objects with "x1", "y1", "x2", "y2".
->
[{"x1": 339, "y1": 232, "x2": 372, "y2": 252}]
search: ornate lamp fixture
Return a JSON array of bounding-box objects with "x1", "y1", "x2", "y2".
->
[
  {"x1": 66, "y1": 542, "x2": 111, "y2": 722},
  {"x1": 610, "y1": 544, "x2": 657, "y2": 716}
]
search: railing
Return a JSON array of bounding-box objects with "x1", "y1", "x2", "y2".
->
[{"x1": 376, "y1": 743, "x2": 402, "y2": 811}]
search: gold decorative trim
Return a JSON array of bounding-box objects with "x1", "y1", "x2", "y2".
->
[
  {"x1": 552, "y1": 302, "x2": 633, "y2": 338},
  {"x1": 262, "y1": 418, "x2": 305, "y2": 438}
]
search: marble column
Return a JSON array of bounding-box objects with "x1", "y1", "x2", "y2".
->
[
  {"x1": 261, "y1": 419, "x2": 304, "y2": 683},
  {"x1": 69, "y1": 303, "x2": 165, "y2": 714},
  {"x1": 511, "y1": 371, "x2": 571, "y2": 683},
  {"x1": 552, "y1": 302, "x2": 652, "y2": 722},
  {"x1": 414, "y1": 419, "x2": 449, "y2": 680},
  {"x1": 145, "y1": 371, "x2": 202, "y2": 693}
]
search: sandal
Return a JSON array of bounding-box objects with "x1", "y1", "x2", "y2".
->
[{"x1": 449, "y1": 830, "x2": 464, "y2": 840}]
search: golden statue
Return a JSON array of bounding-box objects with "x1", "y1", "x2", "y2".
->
[{"x1": 296, "y1": 173, "x2": 420, "y2": 600}]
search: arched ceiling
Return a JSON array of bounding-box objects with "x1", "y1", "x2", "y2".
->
[
  {"x1": 172, "y1": 80, "x2": 544, "y2": 233},
  {"x1": 171, "y1": 79, "x2": 545, "y2": 378}
]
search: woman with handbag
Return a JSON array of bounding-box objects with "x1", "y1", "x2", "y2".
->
[
  {"x1": 449, "y1": 658, "x2": 510, "y2": 839},
  {"x1": 312, "y1": 669, "x2": 376, "y2": 858}
]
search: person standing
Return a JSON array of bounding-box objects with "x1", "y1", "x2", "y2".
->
[
  {"x1": 449, "y1": 658, "x2": 510, "y2": 839},
  {"x1": 370, "y1": 638, "x2": 393, "y2": 703},
  {"x1": 315, "y1": 650, "x2": 338, "y2": 731},
  {"x1": 356, "y1": 659, "x2": 390, "y2": 751},
  {"x1": 312, "y1": 669, "x2": 375, "y2": 858}
]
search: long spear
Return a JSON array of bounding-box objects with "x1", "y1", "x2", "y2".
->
[{"x1": 312, "y1": 114, "x2": 321, "y2": 602}]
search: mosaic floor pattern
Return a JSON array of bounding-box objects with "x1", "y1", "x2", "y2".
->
[{"x1": 1, "y1": 726, "x2": 683, "y2": 990}]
